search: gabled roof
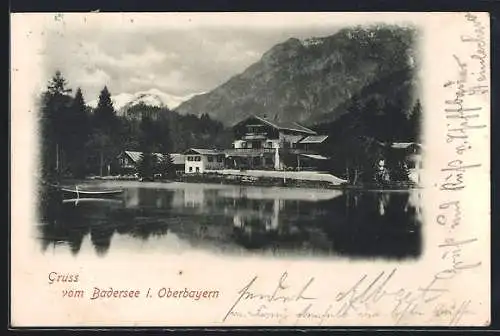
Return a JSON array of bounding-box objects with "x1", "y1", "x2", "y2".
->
[
  {"x1": 287, "y1": 135, "x2": 307, "y2": 144},
  {"x1": 123, "y1": 151, "x2": 185, "y2": 165},
  {"x1": 235, "y1": 115, "x2": 317, "y2": 135},
  {"x1": 299, "y1": 135, "x2": 329, "y2": 144},
  {"x1": 124, "y1": 151, "x2": 155, "y2": 163},
  {"x1": 184, "y1": 148, "x2": 223, "y2": 155}
]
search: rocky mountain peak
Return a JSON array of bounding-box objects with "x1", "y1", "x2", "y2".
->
[{"x1": 174, "y1": 26, "x2": 417, "y2": 127}]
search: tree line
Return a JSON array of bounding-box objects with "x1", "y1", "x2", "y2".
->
[
  {"x1": 313, "y1": 92, "x2": 422, "y2": 185},
  {"x1": 39, "y1": 70, "x2": 421, "y2": 186},
  {"x1": 39, "y1": 71, "x2": 231, "y2": 182}
]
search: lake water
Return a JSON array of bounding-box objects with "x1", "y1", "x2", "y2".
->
[{"x1": 37, "y1": 181, "x2": 423, "y2": 260}]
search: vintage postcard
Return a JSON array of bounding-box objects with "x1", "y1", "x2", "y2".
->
[{"x1": 10, "y1": 12, "x2": 490, "y2": 327}]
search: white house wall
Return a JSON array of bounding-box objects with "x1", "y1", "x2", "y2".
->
[
  {"x1": 185, "y1": 154, "x2": 224, "y2": 173},
  {"x1": 233, "y1": 140, "x2": 245, "y2": 149}
]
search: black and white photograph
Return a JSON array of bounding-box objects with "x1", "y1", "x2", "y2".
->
[{"x1": 10, "y1": 12, "x2": 490, "y2": 327}]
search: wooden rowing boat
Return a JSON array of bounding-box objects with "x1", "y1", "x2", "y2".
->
[
  {"x1": 60, "y1": 187, "x2": 123, "y2": 195},
  {"x1": 62, "y1": 198, "x2": 124, "y2": 205}
]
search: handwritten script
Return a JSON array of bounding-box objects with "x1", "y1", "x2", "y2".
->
[
  {"x1": 222, "y1": 13, "x2": 489, "y2": 327},
  {"x1": 222, "y1": 267, "x2": 478, "y2": 326},
  {"x1": 435, "y1": 10, "x2": 487, "y2": 296}
]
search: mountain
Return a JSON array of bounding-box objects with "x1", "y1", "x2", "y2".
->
[
  {"x1": 87, "y1": 88, "x2": 201, "y2": 115},
  {"x1": 174, "y1": 26, "x2": 419, "y2": 127}
]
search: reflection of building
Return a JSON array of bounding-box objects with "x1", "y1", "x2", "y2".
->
[
  {"x1": 232, "y1": 198, "x2": 283, "y2": 233},
  {"x1": 171, "y1": 189, "x2": 186, "y2": 208},
  {"x1": 184, "y1": 148, "x2": 225, "y2": 174},
  {"x1": 123, "y1": 188, "x2": 140, "y2": 208},
  {"x1": 117, "y1": 151, "x2": 185, "y2": 175},
  {"x1": 183, "y1": 187, "x2": 206, "y2": 208}
]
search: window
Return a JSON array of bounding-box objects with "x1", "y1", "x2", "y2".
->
[
  {"x1": 187, "y1": 156, "x2": 193, "y2": 161},
  {"x1": 194, "y1": 156, "x2": 201, "y2": 162},
  {"x1": 208, "y1": 156, "x2": 213, "y2": 162},
  {"x1": 217, "y1": 156, "x2": 223, "y2": 163},
  {"x1": 266, "y1": 141, "x2": 273, "y2": 148},
  {"x1": 189, "y1": 167, "x2": 193, "y2": 172},
  {"x1": 196, "y1": 167, "x2": 200, "y2": 173}
]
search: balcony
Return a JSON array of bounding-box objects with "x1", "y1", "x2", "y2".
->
[{"x1": 241, "y1": 133, "x2": 268, "y2": 140}]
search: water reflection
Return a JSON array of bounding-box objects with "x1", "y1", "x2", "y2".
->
[{"x1": 38, "y1": 183, "x2": 422, "y2": 259}]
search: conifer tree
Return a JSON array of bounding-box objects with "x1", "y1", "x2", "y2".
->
[
  {"x1": 90, "y1": 86, "x2": 118, "y2": 176},
  {"x1": 138, "y1": 152, "x2": 157, "y2": 180},
  {"x1": 93, "y1": 86, "x2": 116, "y2": 133},
  {"x1": 137, "y1": 114, "x2": 157, "y2": 180},
  {"x1": 67, "y1": 88, "x2": 90, "y2": 177},
  {"x1": 39, "y1": 70, "x2": 73, "y2": 180},
  {"x1": 157, "y1": 154, "x2": 175, "y2": 178},
  {"x1": 409, "y1": 99, "x2": 422, "y2": 141}
]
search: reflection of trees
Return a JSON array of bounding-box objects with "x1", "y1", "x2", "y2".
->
[
  {"x1": 38, "y1": 194, "x2": 92, "y2": 255},
  {"x1": 90, "y1": 225, "x2": 115, "y2": 256},
  {"x1": 323, "y1": 192, "x2": 422, "y2": 259},
  {"x1": 37, "y1": 192, "x2": 176, "y2": 256},
  {"x1": 224, "y1": 190, "x2": 422, "y2": 260},
  {"x1": 67, "y1": 224, "x2": 88, "y2": 255},
  {"x1": 128, "y1": 220, "x2": 169, "y2": 240}
]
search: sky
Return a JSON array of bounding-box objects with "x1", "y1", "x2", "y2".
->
[{"x1": 38, "y1": 13, "x2": 352, "y2": 102}]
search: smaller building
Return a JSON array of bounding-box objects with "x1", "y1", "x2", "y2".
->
[
  {"x1": 390, "y1": 143, "x2": 422, "y2": 169},
  {"x1": 117, "y1": 150, "x2": 185, "y2": 175},
  {"x1": 184, "y1": 148, "x2": 225, "y2": 174},
  {"x1": 381, "y1": 142, "x2": 423, "y2": 184}
]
